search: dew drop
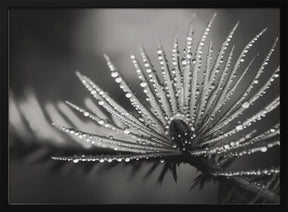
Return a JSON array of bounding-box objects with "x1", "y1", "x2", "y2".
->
[
  {"x1": 187, "y1": 36, "x2": 192, "y2": 41},
  {"x1": 111, "y1": 72, "x2": 118, "y2": 78},
  {"x1": 115, "y1": 77, "x2": 122, "y2": 83},
  {"x1": 98, "y1": 120, "x2": 104, "y2": 125},
  {"x1": 124, "y1": 129, "x2": 130, "y2": 134},
  {"x1": 241, "y1": 102, "x2": 250, "y2": 109},
  {"x1": 261, "y1": 147, "x2": 268, "y2": 152},
  {"x1": 187, "y1": 53, "x2": 192, "y2": 59},
  {"x1": 224, "y1": 145, "x2": 230, "y2": 149},
  {"x1": 181, "y1": 59, "x2": 187, "y2": 65},
  {"x1": 73, "y1": 159, "x2": 79, "y2": 163},
  {"x1": 98, "y1": 101, "x2": 104, "y2": 106},
  {"x1": 245, "y1": 134, "x2": 252, "y2": 139},
  {"x1": 140, "y1": 82, "x2": 147, "y2": 87},
  {"x1": 236, "y1": 125, "x2": 243, "y2": 131},
  {"x1": 125, "y1": 93, "x2": 132, "y2": 98},
  {"x1": 125, "y1": 158, "x2": 130, "y2": 162},
  {"x1": 84, "y1": 112, "x2": 89, "y2": 117}
]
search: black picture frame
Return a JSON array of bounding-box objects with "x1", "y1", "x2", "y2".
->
[{"x1": 1, "y1": 0, "x2": 287, "y2": 211}]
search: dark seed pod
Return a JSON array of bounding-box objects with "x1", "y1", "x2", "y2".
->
[{"x1": 169, "y1": 119, "x2": 194, "y2": 152}]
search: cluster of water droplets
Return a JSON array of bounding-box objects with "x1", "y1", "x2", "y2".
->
[
  {"x1": 51, "y1": 13, "x2": 279, "y2": 193},
  {"x1": 213, "y1": 168, "x2": 279, "y2": 177},
  {"x1": 52, "y1": 152, "x2": 173, "y2": 164}
]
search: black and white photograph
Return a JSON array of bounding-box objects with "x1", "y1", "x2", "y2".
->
[{"x1": 6, "y1": 7, "x2": 282, "y2": 205}]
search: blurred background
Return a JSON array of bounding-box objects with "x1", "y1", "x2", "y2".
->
[{"x1": 9, "y1": 9, "x2": 279, "y2": 204}]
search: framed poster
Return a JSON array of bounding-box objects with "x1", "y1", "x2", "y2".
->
[{"x1": 1, "y1": 0, "x2": 286, "y2": 210}]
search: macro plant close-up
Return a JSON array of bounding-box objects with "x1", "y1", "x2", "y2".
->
[{"x1": 8, "y1": 9, "x2": 280, "y2": 204}]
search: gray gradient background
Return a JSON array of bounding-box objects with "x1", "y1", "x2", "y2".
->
[{"x1": 9, "y1": 9, "x2": 279, "y2": 204}]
